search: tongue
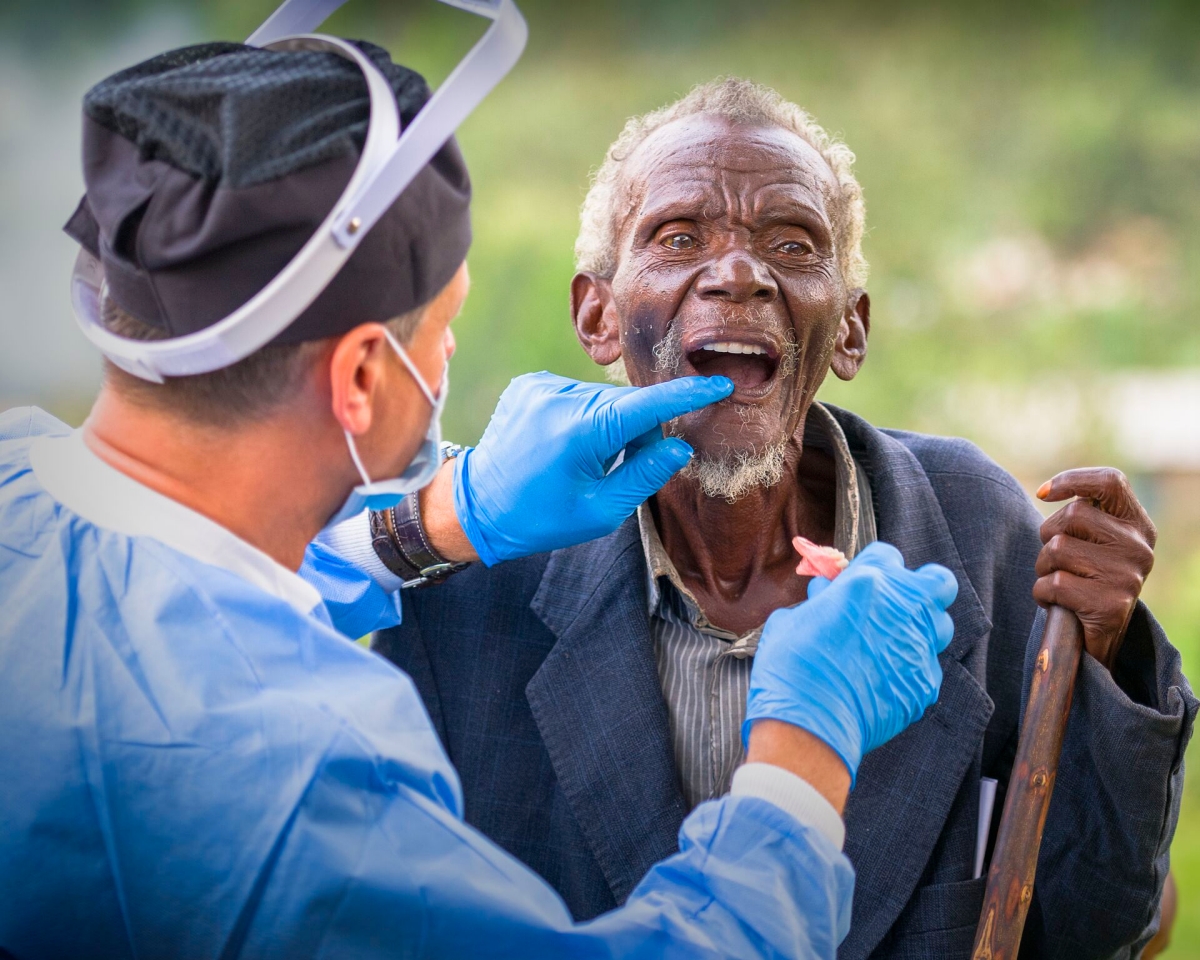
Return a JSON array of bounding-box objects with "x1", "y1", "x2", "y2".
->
[{"x1": 689, "y1": 352, "x2": 773, "y2": 392}]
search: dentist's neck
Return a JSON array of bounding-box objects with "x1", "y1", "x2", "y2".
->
[{"x1": 84, "y1": 383, "x2": 353, "y2": 571}]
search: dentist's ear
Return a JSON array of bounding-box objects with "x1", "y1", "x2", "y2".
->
[
  {"x1": 571, "y1": 272, "x2": 623, "y2": 366},
  {"x1": 830, "y1": 289, "x2": 870, "y2": 382},
  {"x1": 329, "y1": 324, "x2": 394, "y2": 437}
]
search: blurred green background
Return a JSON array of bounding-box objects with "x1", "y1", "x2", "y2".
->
[{"x1": 1, "y1": 0, "x2": 1196, "y2": 953}]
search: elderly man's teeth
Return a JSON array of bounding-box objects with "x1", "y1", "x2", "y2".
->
[{"x1": 700, "y1": 342, "x2": 767, "y2": 355}]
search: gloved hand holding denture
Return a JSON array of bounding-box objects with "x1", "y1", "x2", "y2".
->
[{"x1": 744, "y1": 542, "x2": 958, "y2": 784}]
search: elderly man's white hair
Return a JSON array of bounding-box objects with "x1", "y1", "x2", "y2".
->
[{"x1": 575, "y1": 77, "x2": 868, "y2": 289}]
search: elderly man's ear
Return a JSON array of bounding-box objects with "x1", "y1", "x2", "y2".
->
[
  {"x1": 830, "y1": 289, "x2": 870, "y2": 381},
  {"x1": 570, "y1": 272, "x2": 623, "y2": 366}
]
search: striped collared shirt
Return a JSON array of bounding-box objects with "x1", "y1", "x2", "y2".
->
[{"x1": 637, "y1": 402, "x2": 877, "y2": 809}]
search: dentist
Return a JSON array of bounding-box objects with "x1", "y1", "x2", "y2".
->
[{"x1": 0, "y1": 6, "x2": 958, "y2": 957}]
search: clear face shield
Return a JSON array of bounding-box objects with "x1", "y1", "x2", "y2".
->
[{"x1": 69, "y1": 0, "x2": 526, "y2": 384}]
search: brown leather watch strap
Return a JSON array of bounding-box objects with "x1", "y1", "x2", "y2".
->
[
  {"x1": 368, "y1": 508, "x2": 422, "y2": 582},
  {"x1": 368, "y1": 443, "x2": 471, "y2": 588},
  {"x1": 387, "y1": 493, "x2": 470, "y2": 586}
]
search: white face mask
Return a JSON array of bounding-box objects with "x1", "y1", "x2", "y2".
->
[{"x1": 325, "y1": 329, "x2": 447, "y2": 529}]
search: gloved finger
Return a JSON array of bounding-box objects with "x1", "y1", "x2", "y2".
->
[
  {"x1": 933, "y1": 609, "x2": 955, "y2": 653},
  {"x1": 923, "y1": 655, "x2": 945, "y2": 706},
  {"x1": 625, "y1": 424, "x2": 665, "y2": 455},
  {"x1": 806, "y1": 576, "x2": 832, "y2": 599},
  {"x1": 603, "y1": 426, "x2": 662, "y2": 473},
  {"x1": 601, "y1": 436, "x2": 694, "y2": 511},
  {"x1": 912, "y1": 562, "x2": 959, "y2": 610},
  {"x1": 599, "y1": 377, "x2": 733, "y2": 457},
  {"x1": 848, "y1": 540, "x2": 904, "y2": 571}
]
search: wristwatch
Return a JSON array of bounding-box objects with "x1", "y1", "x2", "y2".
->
[{"x1": 369, "y1": 442, "x2": 471, "y2": 589}]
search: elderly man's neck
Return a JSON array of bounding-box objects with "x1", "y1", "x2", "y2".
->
[
  {"x1": 651, "y1": 433, "x2": 837, "y2": 635},
  {"x1": 83, "y1": 385, "x2": 349, "y2": 572}
]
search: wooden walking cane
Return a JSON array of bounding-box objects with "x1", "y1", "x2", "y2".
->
[{"x1": 971, "y1": 603, "x2": 1086, "y2": 960}]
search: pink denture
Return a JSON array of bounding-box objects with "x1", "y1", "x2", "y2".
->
[{"x1": 792, "y1": 536, "x2": 849, "y2": 580}]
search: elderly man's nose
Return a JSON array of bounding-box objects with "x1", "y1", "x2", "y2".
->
[{"x1": 696, "y1": 252, "x2": 777, "y2": 303}]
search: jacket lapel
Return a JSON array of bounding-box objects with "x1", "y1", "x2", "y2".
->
[
  {"x1": 831, "y1": 407, "x2": 996, "y2": 960},
  {"x1": 527, "y1": 520, "x2": 687, "y2": 904}
]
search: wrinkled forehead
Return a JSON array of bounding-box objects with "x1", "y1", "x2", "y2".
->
[{"x1": 620, "y1": 114, "x2": 839, "y2": 231}]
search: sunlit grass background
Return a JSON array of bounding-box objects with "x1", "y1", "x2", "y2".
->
[{"x1": 1, "y1": 0, "x2": 1196, "y2": 952}]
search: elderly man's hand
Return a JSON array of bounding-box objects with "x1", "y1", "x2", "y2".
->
[{"x1": 1034, "y1": 467, "x2": 1157, "y2": 671}]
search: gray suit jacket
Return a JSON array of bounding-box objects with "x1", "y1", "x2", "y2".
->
[{"x1": 376, "y1": 405, "x2": 1196, "y2": 959}]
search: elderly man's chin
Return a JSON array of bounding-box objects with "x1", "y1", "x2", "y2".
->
[{"x1": 665, "y1": 406, "x2": 791, "y2": 504}]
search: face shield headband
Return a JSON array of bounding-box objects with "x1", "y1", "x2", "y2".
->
[{"x1": 70, "y1": 0, "x2": 526, "y2": 383}]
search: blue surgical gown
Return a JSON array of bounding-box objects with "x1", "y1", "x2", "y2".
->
[{"x1": 0, "y1": 407, "x2": 853, "y2": 959}]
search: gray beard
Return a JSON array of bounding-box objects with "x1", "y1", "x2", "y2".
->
[
  {"x1": 678, "y1": 440, "x2": 789, "y2": 503},
  {"x1": 652, "y1": 325, "x2": 684, "y2": 374},
  {"x1": 668, "y1": 401, "x2": 790, "y2": 502}
]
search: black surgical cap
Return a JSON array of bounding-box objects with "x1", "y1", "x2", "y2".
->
[{"x1": 65, "y1": 41, "x2": 472, "y2": 344}]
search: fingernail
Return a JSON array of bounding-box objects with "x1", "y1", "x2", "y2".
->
[
  {"x1": 663, "y1": 438, "x2": 693, "y2": 463},
  {"x1": 708, "y1": 376, "x2": 734, "y2": 394},
  {"x1": 1036, "y1": 481, "x2": 1051, "y2": 499}
]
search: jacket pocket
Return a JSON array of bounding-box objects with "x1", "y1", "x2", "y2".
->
[{"x1": 894, "y1": 875, "x2": 986, "y2": 936}]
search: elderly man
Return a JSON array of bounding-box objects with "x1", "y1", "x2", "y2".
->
[{"x1": 375, "y1": 79, "x2": 1195, "y2": 959}]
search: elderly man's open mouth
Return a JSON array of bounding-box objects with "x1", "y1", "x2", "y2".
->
[{"x1": 680, "y1": 328, "x2": 784, "y2": 400}]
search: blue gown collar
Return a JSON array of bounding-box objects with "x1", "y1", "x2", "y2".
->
[{"x1": 29, "y1": 428, "x2": 323, "y2": 616}]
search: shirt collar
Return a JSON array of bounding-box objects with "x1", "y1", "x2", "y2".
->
[
  {"x1": 637, "y1": 401, "x2": 873, "y2": 629},
  {"x1": 807, "y1": 401, "x2": 872, "y2": 555},
  {"x1": 636, "y1": 500, "x2": 726, "y2": 629},
  {"x1": 29, "y1": 429, "x2": 323, "y2": 616}
]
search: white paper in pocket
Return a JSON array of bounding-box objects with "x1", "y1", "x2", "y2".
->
[{"x1": 975, "y1": 777, "x2": 998, "y2": 879}]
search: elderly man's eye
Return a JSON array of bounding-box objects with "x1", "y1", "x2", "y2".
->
[
  {"x1": 777, "y1": 240, "x2": 813, "y2": 255},
  {"x1": 661, "y1": 233, "x2": 697, "y2": 250}
]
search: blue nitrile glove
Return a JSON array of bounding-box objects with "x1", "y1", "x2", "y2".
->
[
  {"x1": 453, "y1": 372, "x2": 733, "y2": 566},
  {"x1": 743, "y1": 541, "x2": 958, "y2": 785}
]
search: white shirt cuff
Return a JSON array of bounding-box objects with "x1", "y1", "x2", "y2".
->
[
  {"x1": 730, "y1": 762, "x2": 846, "y2": 851},
  {"x1": 316, "y1": 509, "x2": 406, "y2": 594}
]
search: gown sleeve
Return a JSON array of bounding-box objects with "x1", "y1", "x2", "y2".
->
[
  {"x1": 236, "y1": 723, "x2": 855, "y2": 959},
  {"x1": 275, "y1": 511, "x2": 858, "y2": 957},
  {"x1": 300, "y1": 510, "x2": 405, "y2": 638},
  {"x1": 42, "y1": 477, "x2": 855, "y2": 960},
  {"x1": 127, "y1": 467, "x2": 856, "y2": 956},
  {"x1": 0, "y1": 406, "x2": 71, "y2": 443}
]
